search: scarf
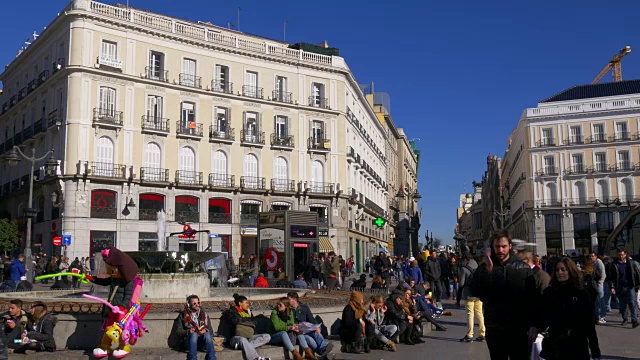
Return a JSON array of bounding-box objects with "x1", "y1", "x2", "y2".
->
[
  {"x1": 349, "y1": 291, "x2": 365, "y2": 319},
  {"x1": 182, "y1": 305, "x2": 207, "y2": 329},
  {"x1": 235, "y1": 305, "x2": 251, "y2": 318}
]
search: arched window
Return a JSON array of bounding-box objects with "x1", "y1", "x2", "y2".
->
[
  {"x1": 210, "y1": 150, "x2": 229, "y2": 187},
  {"x1": 179, "y1": 146, "x2": 196, "y2": 184},
  {"x1": 144, "y1": 142, "x2": 161, "y2": 168},
  {"x1": 311, "y1": 161, "x2": 324, "y2": 192},
  {"x1": 545, "y1": 183, "x2": 558, "y2": 206},
  {"x1": 597, "y1": 180, "x2": 609, "y2": 202},
  {"x1": 273, "y1": 157, "x2": 289, "y2": 191},
  {"x1": 90, "y1": 190, "x2": 117, "y2": 219},
  {"x1": 96, "y1": 136, "x2": 114, "y2": 176},
  {"x1": 242, "y1": 154, "x2": 259, "y2": 189},
  {"x1": 620, "y1": 178, "x2": 633, "y2": 202},
  {"x1": 574, "y1": 181, "x2": 587, "y2": 205},
  {"x1": 175, "y1": 195, "x2": 199, "y2": 223}
]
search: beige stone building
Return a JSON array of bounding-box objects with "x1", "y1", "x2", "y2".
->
[
  {"x1": 0, "y1": 0, "x2": 391, "y2": 265},
  {"x1": 503, "y1": 80, "x2": 640, "y2": 256}
]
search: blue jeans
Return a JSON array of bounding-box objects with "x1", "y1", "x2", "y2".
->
[
  {"x1": 617, "y1": 287, "x2": 638, "y2": 323},
  {"x1": 603, "y1": 282, "x2": 613, "y2": 311},
  {"x1": 268, "y1": 331, "x2": 310, "y2": 352},
  {"x1": 303, "y1": 331, "x2": 327, "y2": 353},
  {"x1": 185, "y1": 331, "x2": 216, "y2": 360},
  {"x1": 595, "y1": 283, "x2": 607, "y2": 319}
]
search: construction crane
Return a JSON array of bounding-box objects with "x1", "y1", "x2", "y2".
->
[{"x1": 592, "y1": 46, "x2": 631, "y2": 84}]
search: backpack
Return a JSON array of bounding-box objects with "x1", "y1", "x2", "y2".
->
[{"x1": 462, "y1": 264, "x2": 476, "y2": 288}]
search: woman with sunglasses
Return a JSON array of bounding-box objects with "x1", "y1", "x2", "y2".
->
[{"x1": 267, "y1": 297, "x2": 315, "y2": 360}]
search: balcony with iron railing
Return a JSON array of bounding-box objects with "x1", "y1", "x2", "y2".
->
[
  {"x1": 139, "y1": 208, "x2": 160, "y2": 221},
  {"x1": 175, "y1": 170, "x2": 203, "y2": 186},
  {"x1": 85, "y1": 161, "x2": 126, "y2": 178},
  {"x1": 240, "y1": 176, "x2": 266, "y2": 190},
  {"x1": 536, "y1": 138, "x2": 556, "y2": 147},
  {"x1": 10, "y1": 96, "x2": 17, "y2": 107},
  {"x1": 612, "y1": 132, "x2": 631, "y2": 142},
  {"x1": 270, "y1": 133, "x2": 294, "y2": 148},
  {"x1": 176, "y1": 121, "x2": 203, "y2": 138},
  {"x1": 240, "y1": 130, "x2": 265, "y2": 145},
  {"x1": 144, "y1": 66, "x2": 168, "y2": 82},
  {"x1": 566, "y1": 164, "x2": 588, "y2": 175},
  {"x1": 209, "y1": 212, "x2": 232, "y2": 224},
  {"x1": 18, "y1": 88, "x2": 27, "y2": 101},
  {"x1": 537, "y1": 166, "x2": 558, "y2": 176},
  {"x1": 307, "y1": 181, "x2": 333, "y2": 194},
  {"x1": 612, "y1": 161, "x2": 635, "y2": 172},
  {"x1": 271, "y1": 178, "x2": 295, "y2": 192},
  {"x1": 140, "y1": 167, "x2": 169, "y2": 182},
  {"x1": 587, "y1": 134, "x2": 607, "y2": 143},
  {"x1": 308, "y1": 96, "x2": 329, "y2": 109},
  {"x1": 48, "y1": 110, "x2": 61, "y2": 128},
  {"x1": 141, "y1": 115, "x2": 170, "y2": 133},
  {"x1": 21, "y1": 125, "x2": 33, "y2": 142},
  {"x1": 13, "y1": 132, "x2": 23, "y2": 146},
  {"x1": 540, "y1": 200, "x2": 563, "y2": 208},
  {"x1": 37, "y1": 70, "x2": 49, "y2": 85},
  {"x1": 208, "y1": 173, "x2": 235, "y2": 188},
  {"x1": 592, "y1": 163, "x2": 610, "y2": 173},
  {"x1": 33, "y1": 118, "x2": 46, "y2": 136},
  {"x1": 565, "y1": 135, "x2": 584, "y2": 145},
  {"x1": 242, "y1": 85, "x2": 263, "y2": 99},
  {"x1": 211, "y1": 80, "x2": 233, "y2": 94},
  {"x1": 52, "y1": 58, "x2": 65, "y2": 74},
  {"x1": 1, "y1": 102, "x2": 8, "y2": 114},
  {"x1": 346, "y1": 146, "x2": 356, "y2": 162},
  {"x1": 27, "y1": 80, "x2": 37, "y2": 94},
  {"x1": 209, "y1": 126, "x2": 235, "y2": 142},
  {"x1": 179, "y1": 73, "x2": 202, "y2": 88},
  {"x1": 272, "y1": 90, "x2": 292, "y2": 103},
  {"x1": 308, "y1": 137, "x2": 330, "y2": 152},
  {"x1": 93, "y1": 107, "x2": 123, "y2": 127},
  {"x1": 176, "y1": 211, "x2": 200, "y2": 224}
]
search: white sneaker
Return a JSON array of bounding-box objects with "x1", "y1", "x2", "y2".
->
[
  {"x1": 112, "y1": 349, "x2": 130, "y2": 359},
  {"x1": 92, "y1": 348, "x2": 109, "y2": 358},
  {"x1": 598, "y1": 318, "x2": 607, "y2": 324}
]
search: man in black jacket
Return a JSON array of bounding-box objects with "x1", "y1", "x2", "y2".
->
[
  {"x1": 217, "y1": 294, "x2": 270, "y2": 360},
  {"x1": 425, "y1": 252, "x2": 443, "y2": 302},
  {"x1": 609, "y1": 248, "x2": 640, "y2": 328},
  {"x1": 471, "y1": 229, "x2": 532, "y2": 360},
  {"x1": 384, "y1": 291, "x2": 414, "y2": 345},
  {"x1": 287, "y1": 292, "x2": 333, "y2": 358},
  {"x1": 374, "y1": 252, "x2": 391, "y2": 285}
]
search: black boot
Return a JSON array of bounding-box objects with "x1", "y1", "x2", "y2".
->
[
  {"x1": 348, "y1": 342, "x2": 363, "y2": 354},
  {"x1": 363, "y1": 342, "x2": 371, "y2": 353}
]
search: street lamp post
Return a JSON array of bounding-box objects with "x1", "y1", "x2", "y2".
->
[{"x1": 6, "y1": 146, "x2": 58, "y2": 283}]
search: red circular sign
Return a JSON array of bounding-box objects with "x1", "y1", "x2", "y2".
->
[
  {"x1": 51, "y1": 222, "x2": 57, "y2": 231},
  {"x1": 263, "y1": 248, "x2": 280, "y2": 271},
  {"x1": 52, "y1": 236, "x2": 62, "y2": 246}
]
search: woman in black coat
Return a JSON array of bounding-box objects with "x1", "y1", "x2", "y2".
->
[
  {"x1": 13, "y1": 302, "x2": 56, "y2": 353},
  {"x1": 528, "y1": 257, "x2": 601, "y2": 360},
  {"x1": 340, "y1": 291, "x2": 373, "y2": 354}
]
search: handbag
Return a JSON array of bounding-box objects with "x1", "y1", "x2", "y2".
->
[
  {"x1": 287, "y1": 331, "x2": 298, "y2": 346},
  {"x1": 213, "y1": 336, "x2": 225, "y2": 352},
  {"x1": 235, "y1": 322, "x2": 256, "y2": 339}
]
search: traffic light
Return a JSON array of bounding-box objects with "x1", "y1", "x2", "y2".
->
[{"x1": 373, "y1": 217, "x2": 386, "y2": 228}]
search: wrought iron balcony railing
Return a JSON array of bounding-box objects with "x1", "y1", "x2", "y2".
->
[
  {"x1": 208, "y1": 173, "x2": 235, "y2": 188},
  {"x1": 179, "y1": 73, "x2": 202, "y2": 88},
  {"x1": 566, "y1": 165, "x2": 588, "y2": 175},
  {"x1": 211, "y1": 80, "x2": 233, "y2": 94},
  {"x1": 308, "y1": 137, "x2": 330, "y2": 151},
  {"x1": 240, "y1": 213, "x2": 258, "y2": 225},
  {"x1": 86, "y1": 161, "x2": 126, "y2": 178},
  {"x1": 93, "y1": 108, "x2": 123, "y2": 126},
  {"x1": 144, "y1": 66, "x2": 168, "y2": 82},
  {"x1": 91, "y1": 205, "x2": 117, "y2": 219},
  {"x1": 272, "y1": 90, "x2": 292, "y2": 103},
  {"x1": 270, "y1": 134, "x2": 294, "y2": 148},
  {"x1": 176, "y1": 121, "x2": 203, "y2": 137},
  {"x1": 536, "y1": 138, "x2": 556, "y2": 147},
  {"x1": 142, "y1": 116, "x2": 170, "y2": 133},
  {"x1": 271, "y1": 178, "x2": 295, "y2": 192},
  {"x1": 176, "y1": 211, "x2": 200, "y2": 224},
  {"x1": 139, "y1": 208, "x2": 159, "y2": 221},
  {"x1": 209, "y1": 126, "x2": 235, "y2": 141},
  {"x1": 241, "y1": 130, "x2": 265, "y2": 145},
  {"x1": 612, "y1": 132, "x2": 631, "y2": 141},
  {"x1": 140, "y1": 167, "x2": 169, "y2": 182},
  {"x1": 307, "y1": 181, "x2": 333, "y2": 194},
  {"x1": 242, "y1": 85, "x2": 263, "y2": 99},
  {"x1": 566, "y1": 136, "x2": 584, "y2": 145},
  {"x1": 33, "y1": 118, "x2": 46, "y2": 135},
  {"x1": 240, "y1": 176, "x2": 266, "y2": 190},
  {"x1": 175, "y1": 170, "x2": 203, "y2": 185},
  {"x1": 209, "y1": 212, "x2": 232, "y2": 224},
  {"x1": 587, "y1": 134, "x2": 607, "y2": 143},
  {"x1": 48, "y1": 110, "x2": 61, "y2": 128}
]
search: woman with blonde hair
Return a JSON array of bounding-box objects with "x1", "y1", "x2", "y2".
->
[
  {"x1": 13, "y1": 301, "x2": 56, "y2": 353},
  {"x1": 364, "y1": 295, "x2": 397, "y2": 351}
]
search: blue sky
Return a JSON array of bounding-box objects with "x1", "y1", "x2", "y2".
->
[{"x1": 3, "y1": 0, "x2": 640, "y2": 244}]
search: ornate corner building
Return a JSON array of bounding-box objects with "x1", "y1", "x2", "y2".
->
[{"x1": 0, "y1": 0, "x2": 413, "y2": 268}]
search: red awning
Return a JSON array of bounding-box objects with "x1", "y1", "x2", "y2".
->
[
  {"x1": 140, "y1": 193, "x2": 165, "y2": 202},
  {"x1": 176, "y1": 196, "x2": 199, "y2": 205}
]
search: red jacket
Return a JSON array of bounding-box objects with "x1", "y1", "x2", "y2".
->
[{"x1": 254, "y1": 275, "x2": 269, "y2": 288}]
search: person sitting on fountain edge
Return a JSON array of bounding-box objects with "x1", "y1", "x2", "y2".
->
[
  {"x1": 175, "y1": 295, "x2": 216, "y2": 360},
  {"x1": 287, "y1": 292, "x2": 334, "y2": 358},
  {"x1": 218, "y1": 293, "x2": 271, "y2": 360},
  {"x1": 2, "y1": 299, "x2": 29, "y2": 350}
]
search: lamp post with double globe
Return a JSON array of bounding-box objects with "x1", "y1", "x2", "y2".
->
[{"x1": 6, "y1": 146, "x2": 58, "y2": 283}]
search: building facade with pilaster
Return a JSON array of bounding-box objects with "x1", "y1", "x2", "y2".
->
[{"x1": 0, "y1": 0, "x2": 390, "y2": 263}]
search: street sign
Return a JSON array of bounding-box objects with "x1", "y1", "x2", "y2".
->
[
  {"x1": 52, "y1": 236, "x2": 62, "y2": 246},
  {"x1": 263, "y1": 248, "x2": 280, "y2": 271},
  {"x1": 62, "y1": 234, "x2": 72, "y2": 246},
  {"x1": 209, "y1": 234, "x2": 219, "y2": 238}
]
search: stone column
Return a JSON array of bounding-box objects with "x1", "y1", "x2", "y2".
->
[{"x1": 561, "y1": 211, "x2": 575, "y2": 254}]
